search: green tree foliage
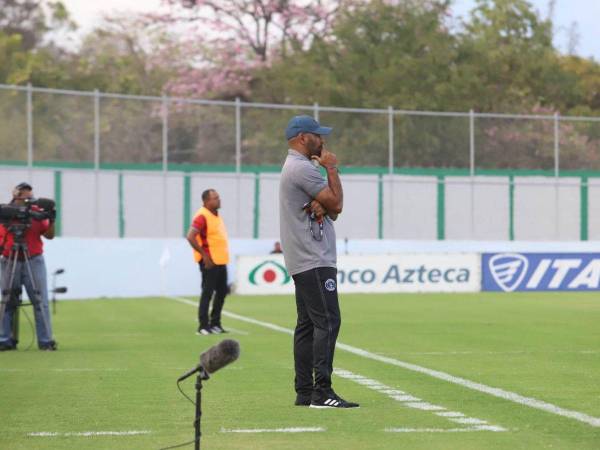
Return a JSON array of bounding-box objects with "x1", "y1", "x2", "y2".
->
[
  {"x1": 69, "y1": 19, "x2": 173, "y2": 94},
  {"x1": 559, "y1": 55, "x2": 600, "y2": 115},
  {"x1": 457, "y1": 0, "x2": 573, "y2": 112},
  {"x1": 255, "y1": 0, "x2": 456, "y2": 109},
  {"x1": 0, "y1": 32, "x2": 31, "y2": 84}
]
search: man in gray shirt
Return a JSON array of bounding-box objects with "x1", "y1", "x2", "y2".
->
[{"x1": 279, "y1": 115, "x2": 359, "y2": 409}]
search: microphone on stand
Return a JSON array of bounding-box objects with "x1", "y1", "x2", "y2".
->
[
  {"x1": 169, "y1": 339, "x2": 240, "y2": 450},
  {"x1": 178, "y1": 339, "x2": 240, "y2": 382}
]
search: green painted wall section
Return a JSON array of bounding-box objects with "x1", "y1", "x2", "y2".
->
[
  {"x1": 53, "y1": 171, "x2": 62, "y2": 237},
  {"x1": 437, "y1": 175, "x2": 445, "y2": 240},
  {"x1": 183, "y1": 175, "x2": 191, "y2": 237},
  {"x1": 253, "y1": 173, "x2": 261, "y2": 239},
  {"x1": 509, "y1": 175, "x2": 515, "y2": 241},
  {"x1": 378, "y1": 174, "x2": 383, "y2": 239},
  {"x1": 118, "y1": 173, "x2": 125, "y2": 238},
  {"x1": 581, "y1": 176, "x2": 588, "y2": 241}
]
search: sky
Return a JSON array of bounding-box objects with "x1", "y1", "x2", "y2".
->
[
  {"x1": 61, "y1": 0, "x2": 600, "y2": 60},
  {"x1": 452, "y1": 0, "x2": 600, "y2": 60}
]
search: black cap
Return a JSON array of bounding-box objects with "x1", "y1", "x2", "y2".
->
[{"x1": 15, "y1": 182, "x2": 32, "y2": 191}]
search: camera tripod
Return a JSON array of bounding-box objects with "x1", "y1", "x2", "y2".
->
[{"x1": 0, "y1": 224, "x2": 53, "y2": 347}]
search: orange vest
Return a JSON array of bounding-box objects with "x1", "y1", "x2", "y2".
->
[{"x1": 193, "y1": 206, "x2": 229, "y2": 265}]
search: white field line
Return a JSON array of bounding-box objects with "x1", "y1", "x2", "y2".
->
[
  {"x1": 449, "y1": 418, "x2": 489, "y2": 425},
  {"x1": 220, "y1": 427, "x2": 325, "y2": 433},
  {"x1": 386, "y1": 426, "x2": 506, "y2": 433},
  {"x1": 169, "y1": 297, "x2": 294, "y2": 336},
  {"x1": 167, "y1": 297, "x2": 600, "y2": 428},
  {"x1": 436, "y1": 411, "x2": 466, "y2": 418},
  {"x1": 169, "y1": 297, "x2": 251, "y2": 335},
  {"x1": 407, "y1": 350, "x2": 600, "y2": 355},
  {"x1": 28, "y1": 431, "x2": 150, "y2": 437},
  {"x1": 391, "y1": 395, "x2": 421, "y2": 402},
  {"x1": 404, "y1": 402, "x2": 446, "y2": 411},
  {"x1": 333, "y1": 341, "x2": 600, "y2": 428},
  {"x1": 334, "y1": 368, "x2": 505, "y2": 432}
]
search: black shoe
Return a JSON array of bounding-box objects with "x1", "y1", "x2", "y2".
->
[
  {"x1": 196, "y1": 328, "x2": 212, "y2": 336},
  {"x1": 0, "y1": 341, "x2": 16, "y2": 351},
  {"x1": 39, "y1": 341, "x2": 57, "y2": 351},
  {"x1": 310, "y1": 391, "x2": 359, "y2": 409},
  {"x1": 294, "y1": 395, "x2": 311, "y2": 406}
]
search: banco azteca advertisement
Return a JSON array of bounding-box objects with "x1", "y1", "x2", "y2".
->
[{"x1": 236, "y1": 254, "x2": 480, "y2": 295}]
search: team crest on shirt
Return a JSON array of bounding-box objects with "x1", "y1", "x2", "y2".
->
[{"x1": 324, "y1": 278, "x2": 336, "y2": 292}]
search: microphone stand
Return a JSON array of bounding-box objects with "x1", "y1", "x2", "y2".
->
[
  {"x1": 173, "y1": 341, "x2": 239, "y2": 450},
  {"x1": 194, "y1": 367, "x2": 209, "y2": 450}
]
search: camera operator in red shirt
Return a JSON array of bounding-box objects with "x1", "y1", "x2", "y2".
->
[{"x1": 0, "y1": 182, "x2": 57, "y2": 351}]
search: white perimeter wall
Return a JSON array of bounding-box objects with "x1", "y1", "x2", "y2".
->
[{"x1": 0, "y1": 166, "x2": 595, "y2": 241}]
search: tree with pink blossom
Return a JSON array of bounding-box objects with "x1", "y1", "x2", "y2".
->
[{"x1": 153, "y1": 0, "x2": 339, "y2": 99}]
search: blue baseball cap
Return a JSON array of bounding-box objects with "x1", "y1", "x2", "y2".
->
[{"x1": 285, "y1": 115, "x2": 333, "y2": 140}]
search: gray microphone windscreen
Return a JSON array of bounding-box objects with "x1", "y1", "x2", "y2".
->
[{"x1": 200, "y1": 339, "x2": 240, "y2": 374}]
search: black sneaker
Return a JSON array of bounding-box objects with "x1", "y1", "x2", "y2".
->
[
  {"x1": 310, "y1": 391, "x2": 359, "y2": 409},
  {"x1": 294, "y1": 395, "x2": 311, "y2": 406},
  {"x1": 196, "y1": 328, "x2": 212, "y2": 336},
  {"x1": 0, "y1": 341, "x2": 17, "y2": 351},
  {"x1": 39, "y1": 341, "x2": 57, "y2": 351}
]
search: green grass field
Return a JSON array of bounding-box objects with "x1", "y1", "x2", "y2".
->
[{"x1": 1, "y1": 292, "x2": 599, "y2": 450}]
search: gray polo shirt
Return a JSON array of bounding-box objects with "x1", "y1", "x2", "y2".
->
[{"x1": 279, "y1": 149, "x2": 337, "y2": 276}]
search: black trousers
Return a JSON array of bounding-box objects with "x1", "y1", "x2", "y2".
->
[
  {"x1": 292, "y1": 267, "x2": 341, "y2": 396},
  {"x1": 198, "y1": 263, "x2": 228, "y2": 329}
]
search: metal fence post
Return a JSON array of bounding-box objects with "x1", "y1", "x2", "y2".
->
[
  {"x1": 162, "y1": 96, "x2": 168, "y2": 172},
  {"x1": 162, "y1": 95, "x2": 169, "y2": 236},
  {"x1": 469, "y1": 109, "x2": 475, "y2": 238},
  {"x1": 235, "y1": 97, "x2": 242, "y2": 235},
  {"x1": 387, "y1": 106, "x2": 394, "y2": 238},
  {"x1": 93, "y1": 89, "x2": 100, "y2": 237},
  {"x1": 27, "y1": 83, "x2": 33, "y2": 169},
  {"x1": 235, "y1": 97, "x2": 241, "y2": 173},
  {"x1": 313, "y1": 102, "x2": 319, "y2": 121},
  {"x1": 554, "y1": 112, "x2": 560, "y2": 239},
  {"x1": 469, "y1": 109, "x2": 475, "y2": 177},
  {"x1": 554, "y1": 112, "x2": 560, "y2": 177},
  {"x1": 94, "y1": 90, "x2": 100, "y2": 170}
]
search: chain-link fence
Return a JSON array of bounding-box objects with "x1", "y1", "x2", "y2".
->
[{"x1": 2, "y1": 84, "x2": 600, "y2": 172}]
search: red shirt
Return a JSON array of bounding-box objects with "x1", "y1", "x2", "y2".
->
[
  {"x1": 191, "y1": 214, "x2": 210, "y2": 258},
  {"x1": 0, "y1": 218, "x2": 50, "y2": 258}
]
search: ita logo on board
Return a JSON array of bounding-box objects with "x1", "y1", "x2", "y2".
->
[
  {"x1": 248, "y1": 260, "x2": 291, "y2": 286},
  {"x1": 489, "y1": 253, "x2": 529, "y2": 292}
]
